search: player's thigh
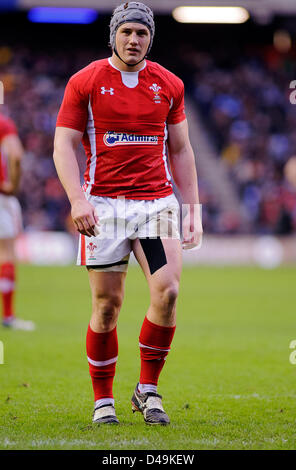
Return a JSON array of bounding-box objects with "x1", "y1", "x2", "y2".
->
[
  {"x1": 0, "y1": 238, "x2": 15, "y2": 263},
  {"x1": 132, "y1": 238, "x2": 182, "y2": 294},
  {"x1": 88, "y1": 269, "x2": 127, "y2": 306}
]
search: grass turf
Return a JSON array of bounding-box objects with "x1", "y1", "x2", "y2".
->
[{"x1": 0, "y1": 264, "x2": 295, "y2": 450}]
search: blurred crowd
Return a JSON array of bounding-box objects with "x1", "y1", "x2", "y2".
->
[
  {"x1": 0, "y1": 45, "x2": 103, "y2": 234},
  {"x1": 1, "y1": 42, "x2": 296, "y2": 235},
  {"x1": 186, "y1": 45, "x2": 296, "y2": 234}
]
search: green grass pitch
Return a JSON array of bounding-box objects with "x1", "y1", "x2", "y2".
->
[{"x1": 0, "y1": 264, "x2": 295, "y2": 450}]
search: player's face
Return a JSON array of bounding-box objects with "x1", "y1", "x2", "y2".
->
[{"x1": 115, "y1": 23, "x2": 150, "y2": 65}]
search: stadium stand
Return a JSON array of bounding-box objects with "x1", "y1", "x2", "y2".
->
[
  {"x1": 186, "y1": 45, "x2": 296, "y2": 234},
  {"x1": 0, "y1": 45, "x2": 102, "y2": 233}
]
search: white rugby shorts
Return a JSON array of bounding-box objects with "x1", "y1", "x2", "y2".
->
[
  {"x1": 0, "y1": 194, "x2": 23, "y2": 239},
  {"x1": 77, "y1": 193, "x2": 180, "y2": 270}
]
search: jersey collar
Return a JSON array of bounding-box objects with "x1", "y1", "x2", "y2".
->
[{"x1": 108, "y1": 57, "x2": 147, "y2": 73}]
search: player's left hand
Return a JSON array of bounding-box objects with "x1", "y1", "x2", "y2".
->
[{"x1": 182, "y1": 206, "x2": 203, "y2": 250}]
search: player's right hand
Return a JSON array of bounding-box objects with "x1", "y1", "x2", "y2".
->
[
  {"x1": 0, "y1": 181, "x2": 16, "y2": 195},
  {"x1": 71, "y1": 198, "x2": 99, "y2": 237}
]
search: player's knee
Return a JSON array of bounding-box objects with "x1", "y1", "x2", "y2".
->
[
  {"x1": 164, "y1": 284, "x2": 179, "y2": 310},
  {"x1": 92, "y1": 293, "x2": 123, "y2": 325},
  {"x1": 154, "y1": 282, "x2": 179, "y2": 313}
]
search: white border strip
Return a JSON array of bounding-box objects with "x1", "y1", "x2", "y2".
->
[
  {"x1": 87, "y1": 355, "x2": 118, "y2": 367},
  {"x1": 139, "y1": 342, "x2": 170, "y2": 352},
  {"x1": 87, "y1": 97, "x2": 97, "y2": 189},
  {"x1": 162, "y1": 122, "x2": 171, "y2": 182}
]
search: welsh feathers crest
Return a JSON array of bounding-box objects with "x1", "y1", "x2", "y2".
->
[
  {"x1": 149, "y1": 83, "x2": 162, "y2": 103},
  {"x1": 149, "y1": 83, "x2": 161, "y2": 93},
  {"x1": 87, "y1": 242, "x2": 97, "y2": 254}
]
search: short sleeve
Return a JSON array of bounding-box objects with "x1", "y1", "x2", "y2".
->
[
  {"x1": 56, "y1": 78, "x2": 88, "y2": 132},
  {"x1": 0, "y1": 115, "x2": 17, "y2": 142},
  {"x1": 167, "y1": 79, "x2": 186, "y2": 125}
]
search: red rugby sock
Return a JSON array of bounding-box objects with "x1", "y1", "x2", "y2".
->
[
  {"x1": 86, "y1": 324, "x2": 118, "y2": 401},
  {"x1": 0, "y1": 262, "x2": 15, "y2": 320},
  {"x1": 139, "y1": 316, "x2": 176, "y2": 386}
]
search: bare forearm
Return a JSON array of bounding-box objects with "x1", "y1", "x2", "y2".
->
[
  {"x1": 53, "y1": 144, "x2": 84, "y2": 204},
  {"x1": 167, "y1": 120, "x2": 203, "y2": 249},
  {"x1": 6, "y1": 158, "x2": 21, "y2": 194},
  {"x1": 0, "y1": 135, "x2": 23, "y2": 194},
  {"x1": 170, "y1": 145, "x2": 200, "y2": 207},
  {"x1": 170, "y1": 145, "x2": 203, "y2": 248},
  {"x1": 11, "y1": 160, "x2": 21, "y2": 192}
]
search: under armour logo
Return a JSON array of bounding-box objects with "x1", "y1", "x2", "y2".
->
[{"x1": 101, "y1": 87, "x2": 114, "y2": 95}]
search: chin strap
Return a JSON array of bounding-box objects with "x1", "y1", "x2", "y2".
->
[{"x1": 114, "y1": 48, "x2": 146, "y2": 67}]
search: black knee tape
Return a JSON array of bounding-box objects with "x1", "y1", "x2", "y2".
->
[{"x1": 139, "y1": 237, "x2": 167, "y2": 275}]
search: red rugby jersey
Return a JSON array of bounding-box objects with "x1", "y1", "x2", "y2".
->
[
  {"x1": 0, "y1": 113, "x2": 17, "y2": 184},
  {"x1": 56, "y1": 58, "x2": 186, "y2": 199}
]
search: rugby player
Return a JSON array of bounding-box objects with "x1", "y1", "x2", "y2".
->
[
  {"x1": 54, "y1": 2, "x2": 202, "y2": 425},
  {"x1": 0, "y1": 112, "x2": 35, "y2": 330}
]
